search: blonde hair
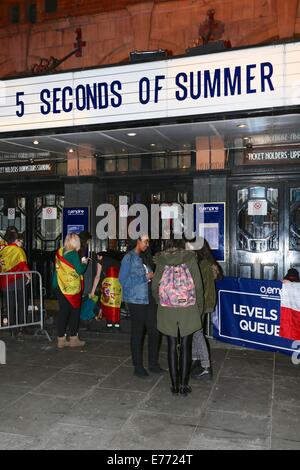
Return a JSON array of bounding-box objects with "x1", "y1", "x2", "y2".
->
[{"x1": 64, "y1": 233, "x2": 81, "y2": 253}]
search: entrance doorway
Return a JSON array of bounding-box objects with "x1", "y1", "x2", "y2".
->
[
  {"x1": 0, "y1": 190, "x2": 64, "y2": 297},
  {"x1": 105, "y1": 181, "x2": 191, "y2": 252},
  {"x1": 230, "y1": 180, "x2": 300, "y2": 280}
]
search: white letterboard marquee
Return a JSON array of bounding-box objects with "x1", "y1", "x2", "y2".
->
[{"x1": 0, "y1": 42, "x2": 299, "y2": 134}]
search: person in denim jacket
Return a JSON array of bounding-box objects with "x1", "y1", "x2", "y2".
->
[{"x1": 119, "y1": 235, "x2": 162, "y2": 377}]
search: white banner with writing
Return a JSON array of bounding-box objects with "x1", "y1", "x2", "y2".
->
[{"x1": 0, "y1": 43, "x2": 299, "y2": 134}]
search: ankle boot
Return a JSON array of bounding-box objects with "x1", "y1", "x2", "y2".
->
[
  {"x1": 57, "y1": 336, "x2": 70, "y2": 349},
  {"x1": 179, "y1": 385, "x2": 192, "y2": 396},
  {"x1": 69, "y1": 335, "x2": 85, "y2": 348}
]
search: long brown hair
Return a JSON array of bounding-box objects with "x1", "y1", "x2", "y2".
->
[
  {"x1": 197, "y1": 239, "x2": 223, "y2": 280},
  {"x1": 197, "y1": 239, "x2": 215, "y2": 263}
]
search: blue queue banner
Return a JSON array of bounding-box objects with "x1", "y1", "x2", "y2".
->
[
  {"x1": 212, "y1": 277, "x2": 295, "y2": 355},
  {"x1": 63, "y1": 207, "x2": 89, "y2": 240}
]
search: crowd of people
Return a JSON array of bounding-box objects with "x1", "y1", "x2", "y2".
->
[
  {"x1": 0, "y1": 226, "x2": 223, "y2": 395},
  {"x1": 0, "y1": 226, "x2": 224, "y2": 395},
  {"x1": 53, "y1": 234, "x2": 221, "y2": 396}
]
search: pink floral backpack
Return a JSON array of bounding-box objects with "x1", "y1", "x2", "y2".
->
[{"x1": 158, "y1": 263, "x2": 196, "y2": 307}]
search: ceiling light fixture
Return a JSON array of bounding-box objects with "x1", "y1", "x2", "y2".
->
[
  {"x1": 33, "y1": 140, "x2": 39, "y2": 145},
  {"x1": 237, "y1": 124, "x2": 247, "y2": 128},
  {"x1": 127, "y1": 132, "x2": 136, "y2": 137},
  {"x1": 150, "y1": 143, "x2": 156, "y2": 147},
  {"x1": 68, "y1": 148, "x2": 74, "y2": 153}
]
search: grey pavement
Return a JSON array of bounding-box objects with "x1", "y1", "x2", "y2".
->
[{"x1": 0, "y1": 320, "x2": 299, "y2": 450}]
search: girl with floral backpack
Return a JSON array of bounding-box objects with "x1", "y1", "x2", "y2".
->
[{"x1": 152, "y1": 238, "x2": 204, "y2": 396}]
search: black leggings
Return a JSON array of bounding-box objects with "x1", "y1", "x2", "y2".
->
[{"x1": 167, "y1": 332, "x2": 193, "y2": 387}]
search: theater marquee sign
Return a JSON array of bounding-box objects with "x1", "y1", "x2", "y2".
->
[{"x1": 0, "y1": 42, "x2": 299, "y2": 134}]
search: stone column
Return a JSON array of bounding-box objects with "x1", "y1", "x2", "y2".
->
[
  {"x1": 67, "y1": 144, "x2": 97, "y2": 177},
  {"x1": 193, "y1": 134, "x2": 228, "y2": 274},
  {"x1": 195, "y1": 136, "x2": 210, "y2": 170},
  {"x1": 195, "y1": 135, "x2": 226, "y2": 170},
  {"x1": 64, "y1": 178, "x2": 107, "y2": 293}
]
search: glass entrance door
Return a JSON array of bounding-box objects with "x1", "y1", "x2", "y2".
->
[
  {"x1": 230, "y1": 183, "x2": 283, "y2": 279},
  {"x1": 286, "y1": 186, "x2": 300, "y2": 275},
  {"x1": 231, "y1": 181, "x2": 300, "y2": 280},
  {"x1": 31, "y1": 194, "x2": 64, "y2": 297},
  {"x1": 0, "y1": 192, "x2": 64, "y2": 297},
  {"x1": 0, "y1": 196, "x2": 26, "y2": 240},
  {"x1": 105, "y1": 188, "x2": 189, "y2": 253}
]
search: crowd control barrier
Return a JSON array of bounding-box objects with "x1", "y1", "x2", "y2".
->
[{"x1": 0, "y1": 271, "x2": 51, "y2": 341}]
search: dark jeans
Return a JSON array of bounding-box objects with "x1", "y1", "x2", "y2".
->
[
  {"x1": 128, "y1": 299, "x2": 160, "y2": 369},
  {"x1": 55, "y1": 288, "x2": 81, "y2": 337},
  {"x1": 167, "y1": 332, "x2": 193, "y2": 387}
]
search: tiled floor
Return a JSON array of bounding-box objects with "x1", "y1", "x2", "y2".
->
[{"x1": 0, "y1": 325, "x2": 299, "y2": 450}]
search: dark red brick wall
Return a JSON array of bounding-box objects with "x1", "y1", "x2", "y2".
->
[
  {"x1": 1, "y1": 0, "x2": 299, "y2": 78},
  {"x1": 0, "y1": 0, "x2": 168, "y2": 26}
]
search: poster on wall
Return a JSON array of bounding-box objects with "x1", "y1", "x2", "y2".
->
[
  {"x1": 63, "y1": 207, "x2": 89, "y2": 240},
  {"x1": 42, "y1": 207, "x2": 57, "y2": 220},
  {"x1": 194, "y1": 202, "x2": 225, "y2": 261},
  {"x1": 7, "y1": 208, "x2": 15, "y2": 219},
  {"x1": 213, "y1": 277, "x2": 295, "y2": 355}
]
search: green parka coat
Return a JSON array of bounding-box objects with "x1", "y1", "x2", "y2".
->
[
  {"x1": 152, "y1": 249, "x2": 204, "y2": 337},
  {"x1": 199, "y1": 259, "x2": 216, "y2": 314}
]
